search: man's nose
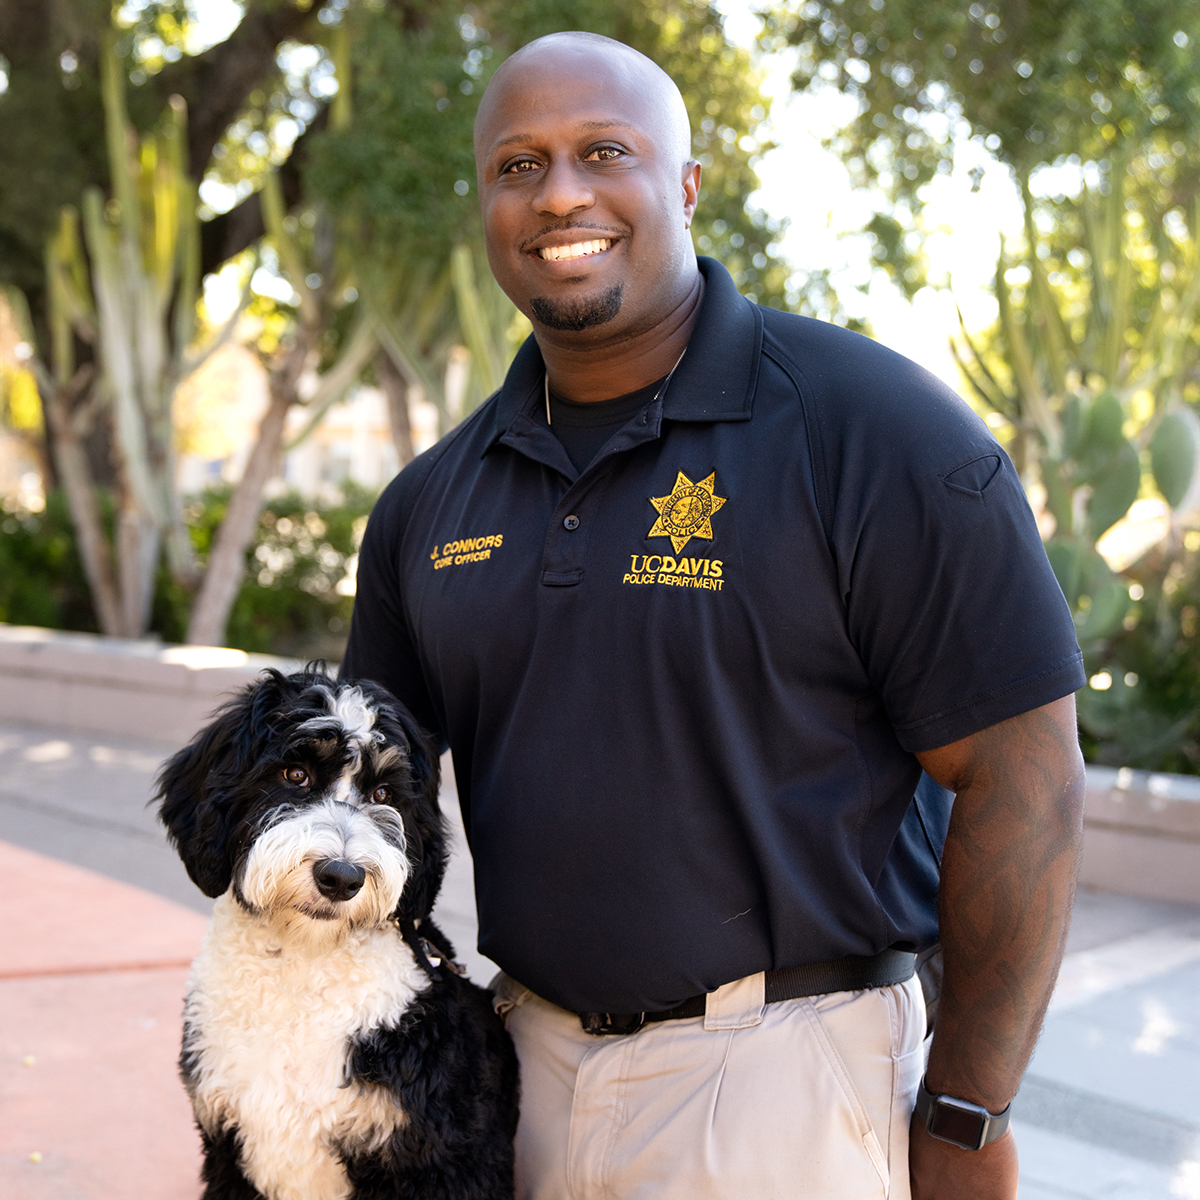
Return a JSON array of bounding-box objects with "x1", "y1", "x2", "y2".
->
[{"x1": 533, "y1": 159, "x2": 595, "y2": 218}]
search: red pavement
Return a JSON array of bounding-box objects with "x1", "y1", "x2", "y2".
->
[{"x1": 0, "y1": 840, "x2": 207, "y2": 1199}]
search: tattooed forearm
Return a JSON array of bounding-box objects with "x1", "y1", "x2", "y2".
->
[{"x1": 915, "y1": 695, "x2": 1085, "y2": 1110}]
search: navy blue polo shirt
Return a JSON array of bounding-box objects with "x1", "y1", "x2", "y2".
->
[{"x1": 342, "y1": 257, "x2": 1084, "y2": 1014}]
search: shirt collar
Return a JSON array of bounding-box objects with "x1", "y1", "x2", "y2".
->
[{"x1": 486, "y1": 257, "x2": 762, "y2": 450}]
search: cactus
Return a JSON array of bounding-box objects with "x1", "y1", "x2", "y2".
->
[
  {"x1": 35, "y1": 38, "x2": 200, "y2": 637},
  {"x1": 955, "y1": 169, "x2": 1200, "y2": 657}
]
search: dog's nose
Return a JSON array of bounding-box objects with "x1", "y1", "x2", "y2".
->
[{"x1": 313, "y1": 859, "x2": 367, "y2": 901}]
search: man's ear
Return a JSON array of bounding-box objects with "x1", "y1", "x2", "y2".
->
[{"x1": 682, "y1": 160, "x2": 702, "y2": 229}]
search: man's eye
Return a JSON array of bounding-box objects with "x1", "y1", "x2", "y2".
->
[
  {"x1": 282, "y1": 766, "x2": 310, "y2": 786},
  {"x1": 587, "y1": 146, "x2": 623, "y2": 162},
  {"x1": 372, "y1": 784, "x2": 392, "y2": 804},
  {"x1": 503, "y1": 158, "x2": 541, "y2": 175}
]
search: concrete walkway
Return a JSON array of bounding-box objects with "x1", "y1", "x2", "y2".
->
[{"x1": 1, "y1": 718, "x2": 1198, "y2": 1199}]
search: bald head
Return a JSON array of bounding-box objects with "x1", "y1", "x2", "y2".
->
[
  {"x1": 472, "y1": 31, "x2": 703, "y2": 362},
  {"x1": 474, "y1": 33, "x2": 693, "y2": 169}
]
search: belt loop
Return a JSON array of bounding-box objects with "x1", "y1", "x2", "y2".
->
[
  {"x1": 491, "y1": 972, "x2": 533, "y2": 1018},
  {"x1": 704, "y1": 971, "x2": 766, "y2": 1031}
]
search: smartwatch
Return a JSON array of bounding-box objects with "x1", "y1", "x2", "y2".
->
[{"x1": 915, "y1": 1076, "x2": 1012, "y2": 1151}]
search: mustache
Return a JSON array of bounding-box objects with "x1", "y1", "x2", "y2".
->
[{"x1": 519, "y1": 223, "x2": 625, "y2": 252}]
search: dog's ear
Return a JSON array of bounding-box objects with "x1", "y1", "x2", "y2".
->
[
  {"x1": 357, "y1": 683, "x2": 446, "y2": 923},
  {"x1": 395, "y1": 702, "x2": 447, "y2": 924},
  {"x1": 155, "y1": 669, "x2": 296, "y2": 897}
]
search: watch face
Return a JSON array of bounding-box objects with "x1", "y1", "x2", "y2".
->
[{"x1": 928, "y1": 1099, "x2": 987, "y2": 1150}]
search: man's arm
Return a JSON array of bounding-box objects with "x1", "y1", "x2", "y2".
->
[{"x1": 909, "y1": 694, "x2": 1086, "y2": 1199}]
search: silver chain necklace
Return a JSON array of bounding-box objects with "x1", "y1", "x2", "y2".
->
[{"x1": 544, "y1": 348, "x2": 688, "y2": 426}]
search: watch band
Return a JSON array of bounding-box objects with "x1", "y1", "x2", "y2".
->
[{"x1": 915, "y1": 1076, "x2": 1012, "y2": 1151}]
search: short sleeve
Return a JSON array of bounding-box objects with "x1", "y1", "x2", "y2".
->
[{"x1": 813, "y1": 343, "x2": 1084, "y2": 752}]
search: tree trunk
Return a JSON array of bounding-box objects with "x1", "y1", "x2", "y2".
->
[
  {"x1": 375, "y1": 348, "x2": 414, "y2": 469},
  {"x1": 116, "y1": 500, "x2": 160, "y2": 638},
  {"x1": 183, "y1": 383, "x2": 294, "y2": 647},
  {"x1": 184, "y1": 329, "x2": 313, "y2": 648},
  {"x1": 39, "y1": 371, "x2": 124, "y2": 636}
]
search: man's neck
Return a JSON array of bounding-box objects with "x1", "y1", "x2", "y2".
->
[{"x1": 537, "y1": 271, "x2": 704, "y2": 403}]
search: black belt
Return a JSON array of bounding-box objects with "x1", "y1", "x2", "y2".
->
[{"x1": 578, "y1": 949, "x2": 916, "y2": 1036}]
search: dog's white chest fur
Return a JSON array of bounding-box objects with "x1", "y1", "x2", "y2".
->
[{"x1": 185, "y1": 895, "x2": 427, "y2": 1200}]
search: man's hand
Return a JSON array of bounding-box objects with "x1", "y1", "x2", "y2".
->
[
  {"x1": 909, "y1": 694, "x2": 1085, "y2": 1199},
  {"x1": 909, "y1": 1119, "x2": 1018, "y2": 1200}
]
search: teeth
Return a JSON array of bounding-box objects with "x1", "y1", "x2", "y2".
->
[{"x1": 538, "y1": 239, "x2": 611, "y2": 262}]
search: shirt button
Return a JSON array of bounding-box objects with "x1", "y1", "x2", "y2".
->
[{"x1": 563, "y1": 514, "x2": 580, "y2": 531}]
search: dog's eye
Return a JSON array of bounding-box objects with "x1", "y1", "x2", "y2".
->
[
  {"x1": 282, "y1": 766, "x2": 310, "y2": 786},
  {"x1": 371, "y1": 784, "x2": 392, "y2": 803}
]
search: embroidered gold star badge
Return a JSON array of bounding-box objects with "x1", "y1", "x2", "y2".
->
[{"x1": 647, "y1": 471, "x2": 727, "y2": 553}]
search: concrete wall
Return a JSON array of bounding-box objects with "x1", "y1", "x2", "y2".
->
[
  {"x1": 0, "y1": 624, "x2": 298, "y2": 748},
  {"x1": 2, "y1": 624, "x2": 1197, "y2": 904},
  {"x1": 1080, "y1": 767, "x2": 1200, "y2": 906}
]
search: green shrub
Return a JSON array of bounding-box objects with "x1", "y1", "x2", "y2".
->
[
  {"x1": 3, "y1": 484, "x2": 377, "y2": 662},
  {"x1": 0, "y1": 491, "x2": 99, "y2": 632},
  {"x1": 159, "y1": 483, "x2": 376, "y2": 661},
  {"x1": 1077, "y1": 544, "x2": 1200, "y2": 774}
]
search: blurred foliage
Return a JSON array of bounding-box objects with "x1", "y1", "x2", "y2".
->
[
  {"x1": 302, "y1": 3, "x2": 482, "y2": 261},
  {"x1": 3, "y1": 485, "x2": 374, "y2": 661},
  {"x1": 954, "y1": 162, "x2": 1200, "y2": 652},
  {"x1": 0, "y1": 0, "x2": 335, "y2": 313},
  {"x1": 0, "y1": 0, "x2": 113, "y2": 306},
  {"x1": 1, "y1": 365, "x2": 43, "y2": 433},
  {"x1": 0, "y1": 490, "x2": 99, "y2": 632},
  {"x1": 165, "y1": 483, "x2": 374, "y2": 660},
  {"x1": 1077, "y1": 538, "x2": 1200, "y2": 772},
  {"x1": 761, "y1": 0, "x2": 1200, "y2": 262}
]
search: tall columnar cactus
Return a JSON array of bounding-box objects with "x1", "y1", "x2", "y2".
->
[
  {"x1": 40, "y1": 37, "x2": 200, "y2": 637},
  {"x1": 955, "y1": 166, "x2": 1200, "y2": 661}
]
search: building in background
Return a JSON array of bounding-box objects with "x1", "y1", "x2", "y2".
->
[{"x1": 174, "y1": 343, "x2": 440, "y2": 501}]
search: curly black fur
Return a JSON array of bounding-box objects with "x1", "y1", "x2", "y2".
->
[
  {"x1": 156, "y1": 667, "x2": 518, "y2": 1200},
  {"x1": 341, "y1": 961, "x2": 520, "y2": 1200},
  {"x1": 197, "y1": 1128, "x2": 266, "y2": 1200}
]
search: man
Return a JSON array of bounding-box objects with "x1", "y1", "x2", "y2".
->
[{"x1": 341, "y1": 31, "x2": 1086, "y2": 1200}]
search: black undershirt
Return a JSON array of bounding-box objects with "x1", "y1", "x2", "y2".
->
[{"x1": 548, "y1": 377, "x2": 667, "y2": 473}]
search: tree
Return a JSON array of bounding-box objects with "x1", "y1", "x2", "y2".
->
[
  {"x1": 19, "y1": 36, "x2": 376, "y2": 643},
  {"x1": 764, "y1": 0, "x2": 1200, "y2": 767},
  {"x1": 762, "y1": 0, "x2": 1200, "y2": 253},
  {"x1": 1, "y1": 0, "x2": 349, "y2": 640},
  {"x1": 0, "y1": 0, "x2": 340, "y2": 335},
  {"x1": 3, "y1": 0, "x2": 787, "y2": 646},
  {"x1": 27, "y1": 41, "x2": 204, "y2": 638}
]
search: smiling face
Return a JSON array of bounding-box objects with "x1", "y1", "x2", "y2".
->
[{"x1": 474, "y1": 34, "x2": 701, "y2": 344}]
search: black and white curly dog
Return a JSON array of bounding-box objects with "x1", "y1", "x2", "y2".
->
[{"x1": 156, "y1": 667, "x2": 518, "y2": 1200}]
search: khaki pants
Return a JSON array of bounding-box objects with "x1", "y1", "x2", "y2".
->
[{"x1": 494, "y1": 973, "x2": 926, "y2": 1200}]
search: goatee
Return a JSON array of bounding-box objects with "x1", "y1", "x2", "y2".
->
[{"x1": 530, "y1": 284, "x2": 623, "y2": 331}]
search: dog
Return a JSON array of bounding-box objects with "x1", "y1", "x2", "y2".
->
[{"x1": 156, "y1": 667, "x2": 519, "y2": 1200}]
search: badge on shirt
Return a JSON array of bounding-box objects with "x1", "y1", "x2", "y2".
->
[
  {"x1": 623, "y1": 469, "x2": 728, "y2": 592},
  {"x1": 647, "y1": 471, "x2": 727, "y2": 553}
]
